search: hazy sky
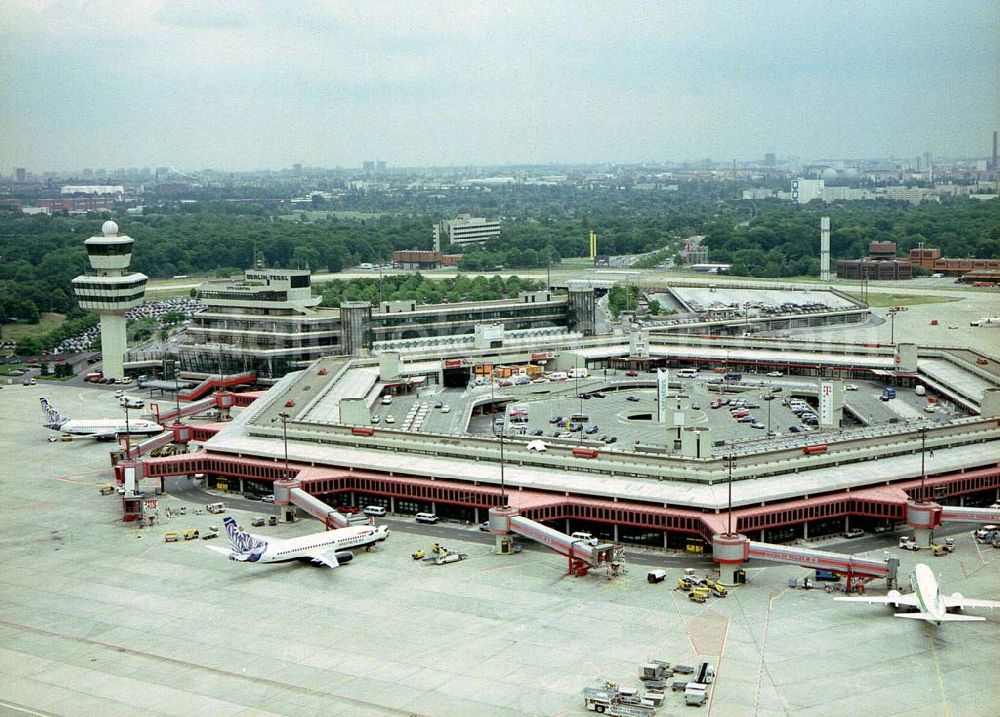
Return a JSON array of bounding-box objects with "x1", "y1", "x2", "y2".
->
[{"x1": 1, "y1": 1, "x2": 997, "y2": 173}]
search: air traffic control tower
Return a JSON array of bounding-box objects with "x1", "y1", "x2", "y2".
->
[{"x1": 72, "y1": 220, "x2": 147, "y2": 380}]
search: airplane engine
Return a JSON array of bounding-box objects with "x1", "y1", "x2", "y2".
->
[
  {"x1": 887, "y1": 590, "x2": 902, "y2": 607},
  {"x1": 948, "y1": 592, "x2": 963, "y2": 612}
]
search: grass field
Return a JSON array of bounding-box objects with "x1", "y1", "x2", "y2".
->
[
  {"x1": 1, "y1": 313, "x2": 66, "y2": 342},
  {"x1": 844, "y1": 292, "x2": 961, "y2": 307}
]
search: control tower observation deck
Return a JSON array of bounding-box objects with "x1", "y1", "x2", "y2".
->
[{"x1": 72, "y1": 220, "x2": 147, "y2": 380}]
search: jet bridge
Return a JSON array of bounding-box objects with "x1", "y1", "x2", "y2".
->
[
  {"x1": 153, "y1": 396, "x2": 220, "y2": 424},
  {"x1": 937, "y1": 506, "x2": 1000, "y2": 524},
  {"x1": 273, "y1": 482, "x2": 363, "y2": 530},
  {"x1": 488, "y1": 506, "x2": 616, "y2": 575},
  {"x1": 712, "y1": 533, "x2": 897, "y2": 592}
]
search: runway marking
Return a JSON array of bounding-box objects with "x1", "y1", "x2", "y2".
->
[
  {"x1": 0, "y1": 620, "x2": 429, "y2": 717},
  {"x1": 927, "y1": 630, "x2": 951, "y2": 717},
  {"x1": 705, "y1": 615, "x2": 730, "y2": 717},
  {"x1": 0, "y1": 700, "x2": 57, "y2": 716},
  {"x1": 752, "y1": 588, "x2": 788, "y2": 717}
]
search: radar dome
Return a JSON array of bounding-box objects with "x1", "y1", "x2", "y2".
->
[
  {"x1": 821, "y1": 167, "x2": 839, "y2": 180},
  {"x1": 101, "y1": 220, "x2": 119, "y2": 237}
]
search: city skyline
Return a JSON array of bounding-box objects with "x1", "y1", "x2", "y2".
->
[{"x1": 1, "y1": 1, "x2": 998, "y2": 173}]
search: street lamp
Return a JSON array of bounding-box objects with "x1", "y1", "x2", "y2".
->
[
  {"x1": 889, "y1": 309, "x2": 897, "y2": 345},
  {"x1": 920, "y1": 425, "x2": 927, "y2": 502},
  {"x1": 123, "y1": 402, "x2": 131, "y2": 457},
  {"x1": 726, "y1": 453, "x2": 735, "y2": 536},
  {"x1": 273, "y1": 412, "x2": 291, "y2": 481}
]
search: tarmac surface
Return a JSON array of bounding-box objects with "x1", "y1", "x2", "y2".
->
[{"x1": 2, "y1": 383, "x2": 1000, "y2": 716}]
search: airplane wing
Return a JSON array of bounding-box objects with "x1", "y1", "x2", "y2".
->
[
  {"x1": 305, "y1": 548, "x2": 341, "y2": 569},
  {"x1": 896, "y1": 613, "x2": 985, "y2": 622},
  {"x1": 834, "y1": 594, "x2": 920, "y2": 608},
  {"x1": 941, "y1": 596, "x2": 1000, "y2": 610}
]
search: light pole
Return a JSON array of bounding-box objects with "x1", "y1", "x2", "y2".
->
[
  {"x1": 123, "y1": 402, "x2": 131, "y2": 457},
  {"x1": 920, "y1": 425, "x2": 927, "y2": 502},
  {"x1": 499, "y1": 419, "x2": 507, "y2": 507},
  {"x1": 889, "y1": 309, "x2": 897, "y2": 345},
  {"x1": 274, "y1": 412, "x2": 291, "y2": 481},
  {"x1": 726, "y1": 453, "x2": 735, "y2": 536}
]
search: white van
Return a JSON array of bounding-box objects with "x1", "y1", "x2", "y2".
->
[
  {"x1": 548, "y1": 372, "x2": 568, "y2": 381},
  {"x1": 206, "y1": 502, "x2": 226, "y2": 514},
  {"x1": 119, "y1": 396, "x2": 145, "y2": 409},
  {"x1": 571, "y1": 531, "x2": 599, "y2": 546},
  {"x1": 567, "y1": 367, "x2": 589, "y2": 379},
  {"x1": 415, "y1": 512, "x2": 438, "y2": 524},
  {"x1": 677, "y1": 368, "x2": 699, "y2": 378},
  {"x1": 363, "y1": 505, "x2": 387, "y2": 517}
]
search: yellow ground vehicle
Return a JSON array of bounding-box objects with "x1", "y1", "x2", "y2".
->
[
  {"x1": 182, "y1": 529, "x2": 200, "y2": 540},
  {"x1": 164, "y1": 532, "x2": 179, "y2": 542},
  {"x1": 412, "y1": 549, "x2": 426, "y2": 560},
  {"x1": 709, "y1": 582, "x2": 728, "y2": 597},
  {"x1": 690, "y1": 586, "x2": 711, "y2": 600},
  {"x1": 99, "y1": 484, "x2": 115, "y2": 496},
  {"x1": 688, "y1": 591, "x2": 708, "y2": 603}
]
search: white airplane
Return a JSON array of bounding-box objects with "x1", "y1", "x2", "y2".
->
[
  {"x1": 40, "y1": 397, "x2": 163, "y2": 440},
  {"x1": 206, "y1": 516, "x2": 389, "y2": 568},
  {"x1": 835, "y1": 563, "x2": 1000, "y2": 624}
]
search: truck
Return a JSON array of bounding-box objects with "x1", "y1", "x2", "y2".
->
[
  {"x1": 881, "y1": 388, "x2": 897, "y2": 401},
  {"x1": 970, "y1": 317, "x2": 1000, "y2": 327},
  {"x1": 695, "y1": 660, "x2": 715, "y2": 685},
  {"x1": 684, "y1": 682, "x2": 708, "y2": 706},
  {"x1": 898, "y1": 536, "x2": 920, "y2": 551},
  {"x1": 582, "y1": 684, "x2": 656, "y2": 716}
]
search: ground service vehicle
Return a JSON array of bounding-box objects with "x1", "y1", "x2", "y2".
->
[
  {"x1": 685, "y1": 683, "x2": 707, "y2": 706},
  {"x1": 164, "y1": 532, "x2": 179, "y2": 542},
  {"x1": 206, "y1": 502, "x2": 226, "y2": 514},
  {"x1": 647, "y1": 570, "x2": 666, "y2": 584},
  {"x1": 881, "y1": 388, "x2": 897, "y2": 401},
  {"x1": 582, "y1": 684, "x2": 655, "y2": 716},
  {"x1": 415, "y1": 513, "x2": 438, "y2": 524},
  {"x1": 899, "y1": 536, "x2": 920, "y2": 550},
  {"x1": 183, "y1": 529, "x2": 199, "y2": 540}
]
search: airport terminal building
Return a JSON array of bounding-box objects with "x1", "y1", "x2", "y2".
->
[{"x1": 139, "y1": 325, "x2": 1000, "y2": 552}]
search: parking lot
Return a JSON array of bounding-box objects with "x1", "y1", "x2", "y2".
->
[
  {"x1": 385, "y1": 370, "x2": 958, "y2": 454},
  {"x1": 2, "y1": 383, "x2": 999, "y2": 716}
]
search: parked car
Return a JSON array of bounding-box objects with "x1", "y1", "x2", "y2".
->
[
  {"x1": 625, "y1": 370, "x2": 638, "y2": 377},
  {"x1": 371, "y1": 415, "x2": 380, "y2": 423},
  {"x1": 585, "y1": 425, "x2": 600, "y2": 434},
  {"x1": 766, "y1": 371, "x2": 783, "y2": 377},
  {"x1": 627, "y1": 396, "x2": 641, "y2": 402},
  {"x1": 844, "y1": 528, "x2": 865, "y2": 539},
  {"x1": 441, "y1": 405, "x2": 451, "y2": 413},
  {"x1": 385, "y1": 415, "x2": 395, "y2": 424},
  {"x1": 549, "y1": 416, "x2": 564, "y2": 424}
]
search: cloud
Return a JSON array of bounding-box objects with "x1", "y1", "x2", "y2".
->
[{"x1": 0, "y1": 0, "x2": 997, "y2": 171}]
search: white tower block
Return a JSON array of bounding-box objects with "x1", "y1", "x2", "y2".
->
[
  {"x1": 820, "y1": 216, "x2": 831, "y2": 281},
  {"x1": 72, "y1": 220, "x2": 147, "y2": 380}
]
